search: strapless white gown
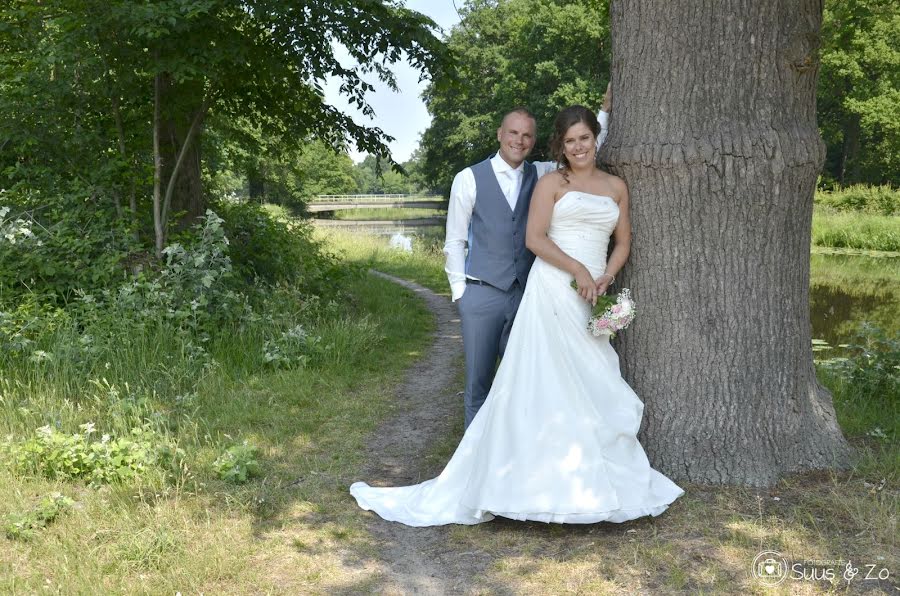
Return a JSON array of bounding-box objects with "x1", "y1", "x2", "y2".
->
[{"x1": 350, "y1": 191, "x2": 683, "y2": 526}]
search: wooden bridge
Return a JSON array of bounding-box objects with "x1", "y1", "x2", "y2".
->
[{"x1": 308, "y1": 194, "x2": 445, "y2": 213}]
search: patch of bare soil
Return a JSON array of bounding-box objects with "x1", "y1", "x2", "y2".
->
[{"x1": 345, "y1": 271, "x2": 513, "y2": 595}]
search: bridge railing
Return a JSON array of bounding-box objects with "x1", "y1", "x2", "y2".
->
[{"x1": 311, "y1": 194, "x2": 443, "y2": 203}]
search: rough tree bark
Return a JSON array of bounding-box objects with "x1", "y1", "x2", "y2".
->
[
  {"x1": 603, "y1": 0, "x2": 851, "y2": 486},
  {"x1": 152, "y1": 71, "x2": 210, "y2": 258},
  {"x1": 158, "y1": 74, "x2": 207, "y2": 227}
]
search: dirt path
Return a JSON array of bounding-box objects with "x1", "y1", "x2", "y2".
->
[{"x1": 350, "y1": 271, "x2": 508, "y2": 595}]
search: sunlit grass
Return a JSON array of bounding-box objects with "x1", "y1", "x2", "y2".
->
[
  {"x1": 0, "y1": 273, "x2": 435, "y2": 593},
  {"x1": 318, "y1": 227, "x2": 448, "y2": 294},
  {"x1": 812, "y1": 208, "x2": 900, "y2": 252},
  {"x1": 331, "y1": 207, "x2": 446, "y2": 220}
]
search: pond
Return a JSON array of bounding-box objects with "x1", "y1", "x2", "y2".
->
[
  {"x1": 810, "y1": 252, "x2": 898, "y2": 345},
  {"x1": 319, "y1": 221, "x2": 899, "y2": 347}
]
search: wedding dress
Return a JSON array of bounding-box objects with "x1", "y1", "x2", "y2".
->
[{"x1": 350, "y1": 191, "x2": 683, "y2": 526}]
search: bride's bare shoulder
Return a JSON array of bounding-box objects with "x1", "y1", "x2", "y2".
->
[
  {"x1": 535, "y1": 170, "x2": 567, "y2": 200},
  {"x1": 599, "y1": 171, "x2": 628, "y2": 203}
]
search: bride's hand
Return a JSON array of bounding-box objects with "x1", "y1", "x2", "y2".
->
[
  {"x1": 595, "y1": 273, "x2": 614, "y2": 295},
  {"x1": 574, "y1": 266, "x2": 598, "y2": 306}
]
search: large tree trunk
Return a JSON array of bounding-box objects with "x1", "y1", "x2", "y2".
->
[
  {"x1": 604, "y1": 0, "x2": 851, "y2": 486},
  {"x1": 159, "y1": 74, "x2": 207, "y2": 226},
  {"x1": 153, "y1": 71, "x2": 209, "y2": 258}
]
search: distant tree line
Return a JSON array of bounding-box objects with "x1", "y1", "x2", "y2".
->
[{"x1": 416, "y1": 0, "x2": 898, "y2": 195}]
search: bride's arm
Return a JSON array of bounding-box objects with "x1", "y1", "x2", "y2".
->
[
  {"x1": 596, "y1": 177, "x2": 631, "y2": 295},
  {"x1": 525, "y1": 175, "x2": 599, "y2": 305}
]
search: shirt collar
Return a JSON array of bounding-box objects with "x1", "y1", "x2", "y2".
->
[{"x1": 491, "y1": 152, "x2": 525, "y2": 176}]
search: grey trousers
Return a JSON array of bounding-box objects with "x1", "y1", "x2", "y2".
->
[{"x1": 457, "y1": 280, "x2": 525, "y2": 428}]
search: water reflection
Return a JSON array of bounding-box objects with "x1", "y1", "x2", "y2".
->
[{"x1": 810, "y1": 253, "x2": 899, "y2": 345}]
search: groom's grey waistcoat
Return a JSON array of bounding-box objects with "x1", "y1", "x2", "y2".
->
[{"x1": 466, "y1": 157, "x2": 537, "y2": 291}]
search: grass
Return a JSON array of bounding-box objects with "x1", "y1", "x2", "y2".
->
[
  {"x1": 0, "y1": 272, "x2": 436, "y2": 593},
  {"x1": 318, "y1": 227, "x2": 449, "y2": 295},
  {"x1": 331, "y1": 207, "x2": 446, "y2": 220},
  {"x1": 812, "y1": 208, "x2": 900, "y2": 252},
  {"x1": 3, "y1": 210, "x2": 897, "y2": 593}
]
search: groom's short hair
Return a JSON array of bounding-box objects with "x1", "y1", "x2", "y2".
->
[{"x1": 502, "y1": 106, "x2": 536, "y2": 123}]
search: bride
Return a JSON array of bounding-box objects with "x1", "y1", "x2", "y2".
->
[{"x1": 350, "y1": 106, "x2": 683, "y2": 526}]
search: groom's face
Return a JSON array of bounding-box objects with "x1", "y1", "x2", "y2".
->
[{"x1": 496, "y1": 112, "x2": 536, "y2": 168}]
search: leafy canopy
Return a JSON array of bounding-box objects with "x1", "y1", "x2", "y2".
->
[{"x1": 419, "y1": 0, "x2": 610, "y2": 194}]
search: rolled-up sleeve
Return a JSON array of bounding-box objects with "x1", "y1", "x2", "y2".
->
[{"x1": 443, "y1": 168, "x2": 476, "y2": 301}]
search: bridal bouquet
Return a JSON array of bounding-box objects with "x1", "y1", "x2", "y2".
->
[{"x1": 570, "y1": 282, "x2": 636, "y2": 338}]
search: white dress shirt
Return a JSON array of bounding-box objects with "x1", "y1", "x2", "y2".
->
[{"x1": 443, "y1": 110, "x2": 610, "y2": 301}]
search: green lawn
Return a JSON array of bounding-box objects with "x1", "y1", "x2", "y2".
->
[
  {"x1": 3, "y1": 217, "x2": 896, "y2": 594},
  {"x1": 0, "y1": 273, "x2": 435, "y2": 593}
]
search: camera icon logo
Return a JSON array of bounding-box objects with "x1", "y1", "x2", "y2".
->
[{"x1": 752, "y1": 551, "x2": 788, "y2": 586}]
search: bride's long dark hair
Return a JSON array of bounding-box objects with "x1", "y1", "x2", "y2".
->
[{"x1": 549, "y1": 105, "x2": 600, "y2": 183}]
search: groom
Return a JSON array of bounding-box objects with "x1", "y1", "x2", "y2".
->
[{"x1": 445, "y1": 93, "x2": 611, "y2": 428}]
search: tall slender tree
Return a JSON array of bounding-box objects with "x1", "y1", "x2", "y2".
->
[
  {"x1": 604, "y1": 0, "x2": 851, "y2": 486},
  {"x1": 0, "y1": 1, "x2": 452, "y2": 255}
]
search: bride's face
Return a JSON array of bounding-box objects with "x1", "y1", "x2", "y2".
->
[{"x1": 563, "y1": 121, "x2": 596, "y2": 168}]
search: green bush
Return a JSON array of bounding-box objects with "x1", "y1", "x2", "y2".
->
[
  {"x1": 213, "y1": 441, "x2": 260, "y2": 484},
  {"x1": 815, "y1": 185, "x2": 899, "y2": 216},
  {"x1": 2, "y1": 423, "x2": 183, "y2": 485},
  {"x1": 215, "y1": 200, "x2": 349, "y2": 294},
  {"x1": 818, "y1": 325, "x2": 899, "y2": 442},
  {"x1": 0, "y1": 188, "x2": 137, "y2": 304}
]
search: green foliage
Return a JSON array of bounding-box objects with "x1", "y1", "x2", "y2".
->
[
  {"x1": 815, "y1": 184, "x2": 899, "y2": 215},
  {"x1": 0, "y1": 189, "x2": 137, "y2": 303},
  {"x1": 420, "y1": 0, "x2": 609, "y2": 194},
  {"x1": 353, "y1": 154, "x2": 419, "y2": 194},
  {"x1": 2, "y1": 424, "x2": 181, "y2": 485},
  {"x1": 812, "y1": 209, "x2": 900, "y2": 251},
  {"x1": 4, "y1": 493, "x2": 74, "y2": 541},
  {"x1": 213, "y1": 441, "x2": 261, "y2": 484},
  {"x1": 224, "y1": 140, "x2": 360, "y2": 208},
  {"x1": 292, "y1": 143, "x2": 359, "y2": 199},
  {"x1": 262, "y1": 324, "x2": 320, "y2": 369},
  {"x1": 819, "y1": 0, "x2": 900, "y2": 186},
  {"x1": 0, "y1": 0, "x2": 451, "y2": 251},
  {"x1": 818, "y1": 325, "x2": 899, "y2": 443},
  {"x1": 216, "y1": 200, "x2": 349, "y2": 294}
]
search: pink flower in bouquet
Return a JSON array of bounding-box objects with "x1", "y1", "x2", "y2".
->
[{"x1": 578, "y1": 288, "x2": 637, "y2": 338}]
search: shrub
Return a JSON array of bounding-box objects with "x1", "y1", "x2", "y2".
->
[
  {"x1": 215, "y1": 200, "x2": 350, "y2": 294},
  {"x1": 815, "y1": 185, "x2": 899, "y2": 216},
  {"x1": 817, "y1": 325, "x2": 899, "y2": 442},
  {"x1": 0, "y1": 188, "x2": 137, "y2": 303},
  {"x1": 2, "y1": 423, "x2": 183, "y2": 485},
  {"x1": 213, "y1": 441, "x2": 260, "y2": 484}
]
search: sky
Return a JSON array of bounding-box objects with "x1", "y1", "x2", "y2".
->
[{"x1": 322, "y1": 1, "x2": 463, "y2": 163}]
